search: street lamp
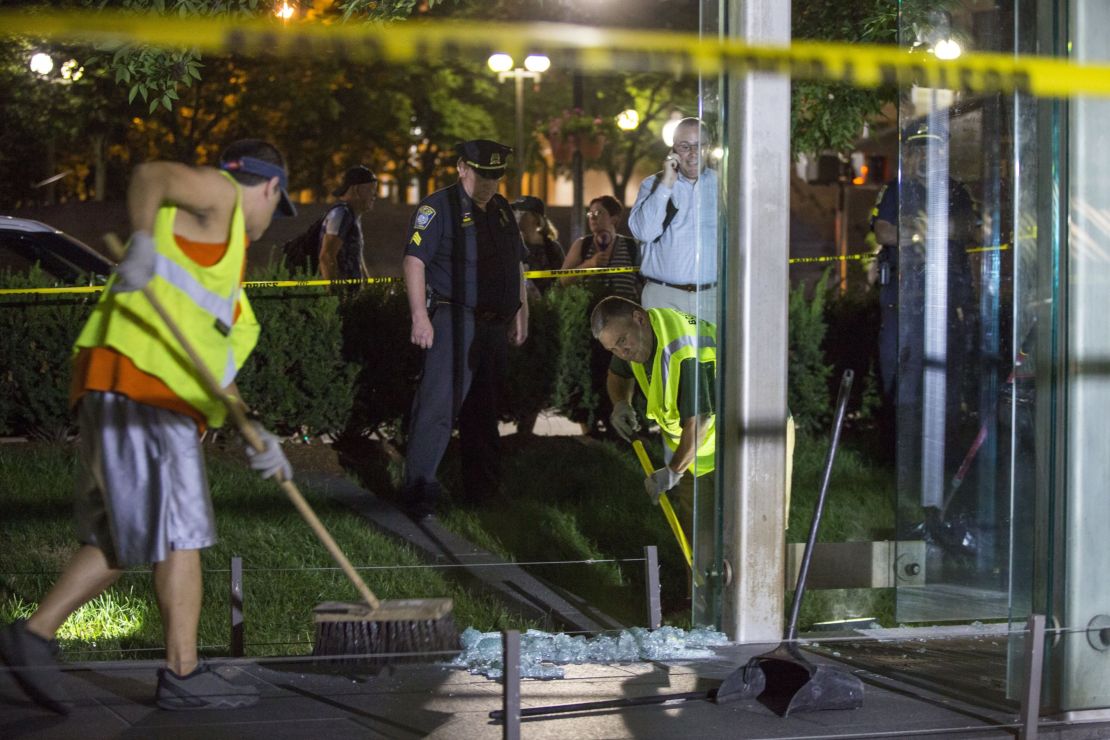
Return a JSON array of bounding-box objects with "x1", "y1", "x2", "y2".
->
[{"x1": 487, "y1": 52, "x2": 549, "y2": 198}]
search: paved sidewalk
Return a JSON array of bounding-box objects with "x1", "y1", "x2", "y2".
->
[{"x1": 0, "y1": 641, "x2": 1055, "y2": 739}]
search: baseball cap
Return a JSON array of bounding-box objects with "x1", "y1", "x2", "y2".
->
[
  {"x1": 510, "y1": 195, "x2": 545, "y2": 217},
  {"x1": 220, "y1": 156, "x2": 297, "y2": 217},
  {"x1": 332, "y1": 165, "x2": 378, "y2": 197},
  {"x1": 456, "y1": 139, "x2": 513, "y2": 180}
]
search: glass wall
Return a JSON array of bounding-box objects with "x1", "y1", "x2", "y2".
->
[{"x1": 890, "y1": 1, "x2": 1047, "y2": 634}]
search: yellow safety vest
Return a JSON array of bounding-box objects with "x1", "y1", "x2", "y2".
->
[
  {"x1": 630, "y1": 308, "x2": 716, "y2": 476},
  {"x1": 73, "y1": 172, "x2": 260, "y2": 428}
]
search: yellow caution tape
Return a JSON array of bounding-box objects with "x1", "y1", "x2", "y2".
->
[
  {"x1": 0, "y1": 246, "x2": 1017, "y2": 296},
  {"x1": 525, "y1": 266, "x2": 639, "y2": 279},
  {"x1": 4, "y1": 10, "x2": 1110, "y2": 98}
]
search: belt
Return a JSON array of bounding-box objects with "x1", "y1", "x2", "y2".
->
[{"x1": 644, "y1": 277, "x2": 718, "y2": 293}]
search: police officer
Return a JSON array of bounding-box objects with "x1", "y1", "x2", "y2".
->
[
  {"x1": 871, "y1": 122, "x2": 978, "y2": 465},
  {"x1": 401, "y1": 139, "x2": 529, "y2": 519}
]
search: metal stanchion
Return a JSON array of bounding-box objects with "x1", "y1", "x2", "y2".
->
[
  {"x1": 1019, "y1": 613, "x2": 1046, "y2": 740},
  {"x1": 502, "y1": 630, "x2": 521, "y2": 739},
  {"x1": 230, "y1": 556, "x2": 244, "y2": 657},
  {"x1": 644, "y1": 545, "x2": 661, "y2": 629}
]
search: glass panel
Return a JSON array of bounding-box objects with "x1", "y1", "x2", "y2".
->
[
  {"x1": 689, "y1": 0, "x2": 723, "y2": 628},
  {"x1": 890, "y1": 2, "x2": 1043, "y2": 635}
]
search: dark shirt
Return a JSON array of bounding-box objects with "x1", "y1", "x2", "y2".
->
[
  {"x1": 525, "y1": 237, "x2": 565, "y2": 295},
  {"x1": 581, "y1": 233, "x2": 642, "y2": 303},
  {"x1": 870, "y1": 177, "x2": 976, "y2": 285},
  {"x1": 319, "y1": 203, "x2": 362, "y2": 280},
  {"x1": 405, "y1": 184, "x2": 527, "y2": 316}
]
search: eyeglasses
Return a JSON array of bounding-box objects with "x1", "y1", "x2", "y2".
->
[
  {"x1": 586, "y1": 209, "x2": 605, "y2": 218},
  {"x1": 673, "y1": 142, "x2": 702, "y2": 155}
]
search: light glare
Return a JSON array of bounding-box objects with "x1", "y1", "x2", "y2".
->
[
  {"x1": 487, "y1": 53, "x2": 514, "y2": 73},
  {"x1": 616, "y1": 109, "x2": 639, "y2": 131},
  {"x1": 933, "y1": 38, "x2": 962, "y2": 60},
  {"x1": 524, "y1": 55, "x2": 550, "y2": 73},
  {"x1": 29, "y1": 52, "x2": 53, "y2": 76}
]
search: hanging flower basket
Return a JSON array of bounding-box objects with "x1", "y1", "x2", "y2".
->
[
  {"x1": 542, "y1": 108, "x2": 615, "y2": 166},
  {"x1": 547, "y1": 133, "x2": 575, "y2": 165},
  {"x1": 578, "y1": 134, "x2": 607, "y2": 161}
]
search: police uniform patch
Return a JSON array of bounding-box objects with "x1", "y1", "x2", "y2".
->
[{"x1": 414, "y1": 205, "x2": 436, "y2": 230}]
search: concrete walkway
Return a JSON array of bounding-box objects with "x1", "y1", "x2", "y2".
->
[{"x1": 2, "y1": 641, "x2": 1067, "y2": 739}]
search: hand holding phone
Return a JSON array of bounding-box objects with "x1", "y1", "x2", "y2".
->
[{"x1": 661, "y1": 150, "x2": 680, "y2": 186}]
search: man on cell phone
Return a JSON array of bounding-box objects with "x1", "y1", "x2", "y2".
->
[{"x1": 628, "y1": 117, "x2": 718, "y2": 320}]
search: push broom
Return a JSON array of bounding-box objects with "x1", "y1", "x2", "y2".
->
[
  {"x1": 104, "y1": 234, "x2": 459, "y2": 664},
  {"x1": 631, "y1": 440, "x2": 693, "y2": 569}
]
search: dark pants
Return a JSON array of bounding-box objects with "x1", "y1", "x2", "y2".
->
[
  {"x1": 878, "y1": 250, "x2": 974, "y2": 502},
  {"x1": 403, "y1": 304, "x2": 508, "y2": 515}
]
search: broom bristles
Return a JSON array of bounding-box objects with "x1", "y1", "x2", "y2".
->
[{"x1": 312, "y1": 599, "x2": 460, "y2": 665}]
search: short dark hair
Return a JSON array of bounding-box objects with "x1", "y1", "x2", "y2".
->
[
  {"x1": 590, "y1": 195, "x2": 622, "y2": 218},
  {"x1": 219, "y1": 139, "x2": 287, "y2": 186},
  {"x1": 590, "y1": 296, "x2": 643, "y2": 339}
]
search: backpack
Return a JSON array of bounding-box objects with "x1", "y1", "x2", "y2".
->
[
  {"x1": 280, "y1": 214, "x2": 327, "y2": 274},
  {"x1": 280, "y1": 203, "x2": 354, "y2": 274}
]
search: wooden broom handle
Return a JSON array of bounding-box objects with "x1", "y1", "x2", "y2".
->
[{"x1": 104, "y1": 234, "x2": 380, "y2": 610}]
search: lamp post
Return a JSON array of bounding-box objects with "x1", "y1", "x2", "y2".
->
[{"x1": 488, "y1": 53, "x2": 549, "y2": 198}]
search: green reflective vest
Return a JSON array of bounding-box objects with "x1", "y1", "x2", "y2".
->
[
  {"x1": 630, "y1": 308, "x2": 716, "y2": 476},
  {"x1": 73, "y1": 173, "x2": 260, "y2": 428}
]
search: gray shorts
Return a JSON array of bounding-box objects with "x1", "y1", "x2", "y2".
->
[{"x1": 75, "y1": 391, "x2": 216, "y2": 567}]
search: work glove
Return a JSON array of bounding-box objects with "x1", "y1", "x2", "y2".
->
[
  {"x1": 111, "y1": 231, "x2": 157, "y2": 293},
  {"x1": 644, "y1": 465, "x2": 682, "y2": 505},
  {"x1": 609, "y1": 400, "x2": 641, "y2": 442},
  {"x1": 245, "y1": 423, "x2": 293, "y2": 482}
]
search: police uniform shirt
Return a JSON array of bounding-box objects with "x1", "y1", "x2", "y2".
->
[
  {"x1": 405, "y1": 184, "x2": 526, "y2": 315},
  {"x1": 870, "y1": 177, "x2": 975, "y2": 296}
]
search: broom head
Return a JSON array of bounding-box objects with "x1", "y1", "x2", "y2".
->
[{"x1": 312, "y1": 599, "x2": 460, "y2": 666}]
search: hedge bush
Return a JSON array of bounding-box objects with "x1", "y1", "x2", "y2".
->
[
  {"x1": 0, "y1": 265, "x2": 856, "y2": 444},
  {"x1": 0, "y1": 268, "x2": 95, "y2": 439}
]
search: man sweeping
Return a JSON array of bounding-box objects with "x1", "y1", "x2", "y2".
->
[
  {"x1": 0, "y1": 139, "x2": 295, "y2": 713},
  {"x1": 591, "y1": 297, "x2": 717, "y2": 615}
]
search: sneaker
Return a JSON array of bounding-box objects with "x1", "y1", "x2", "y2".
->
[
  {"x1": 155, "y1": 663, "x2": 260, "y2": 710},
  {"x1": 0, "y1": 619, "x2": 70, "y2": 714}
]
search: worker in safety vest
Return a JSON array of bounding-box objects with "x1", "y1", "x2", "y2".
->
[
  {"x1": 591, "y1": 297, "x2": 716, "y2": 537},
  {"x1": 0, "y1": 139, "x2": 295, "y2": 714}
]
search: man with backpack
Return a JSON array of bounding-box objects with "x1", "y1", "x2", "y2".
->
[
  {"x1": 283, "y1": 165, "x2": 377, "y2": 280},
  {"x1": 628, "y1": 118, "x2": 718, "y2": 320}
]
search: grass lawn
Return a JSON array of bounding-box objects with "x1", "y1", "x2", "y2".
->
[
  {"x1": 0, "y1": 443, "x2": 527, "y2": 662},
  {"x1": 421, "y1": 427, "x2": 898, "y2": 631}
]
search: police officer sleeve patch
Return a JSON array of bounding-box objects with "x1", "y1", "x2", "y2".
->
[{"x1": 414, "y1": 205, "x2": 436, "y2": 230}]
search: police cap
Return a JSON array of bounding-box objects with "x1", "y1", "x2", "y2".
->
[
  {"x1": 457, "y1": 139, "x2": 513, "y2": 179},
  {"x1": 903, "y1": 122, "x2": 946, "y2": 147}
]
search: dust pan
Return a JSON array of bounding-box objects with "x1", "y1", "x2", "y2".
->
[{"x1": 716, "y1": 370, "x2": 864, "y2": 716}]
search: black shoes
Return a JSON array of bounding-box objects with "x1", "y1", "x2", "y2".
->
[
  {"x1": 155, "y1": 662, "x2": 260, "y2": 710},
  {"x1": 0, "y1": 619, "x2": 70, "y2": 714}
]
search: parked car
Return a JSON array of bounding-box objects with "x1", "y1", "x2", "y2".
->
[{"x1": 0, "y1": 216, "x2": 115, "y2": 285}]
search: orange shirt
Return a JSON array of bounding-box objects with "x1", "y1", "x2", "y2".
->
[{"x1": 70, "y1": 234, "x2": 246, "y2": 432}]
